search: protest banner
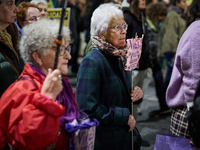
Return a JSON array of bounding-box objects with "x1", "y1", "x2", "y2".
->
[
  {"x1": 125, "y1": 35, "x2": 143, "y2": 71},
  {"x1": 124, "y1": 34, "x2": 143, "y2": 150},
  {"x1": 47, "y1": 8, "x2": 71, "y2": 27}
]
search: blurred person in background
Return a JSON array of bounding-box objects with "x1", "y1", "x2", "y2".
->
[
  {"x1": 83, "y1": 0, "x2": 104, "y2": 52},
  {"x1": 146, "y1": 2, "x2": 171, "y2": 117},
  {"x1": 30, "y1": 0, "x2": 48, "y2": 18},
  {"x1": 0, "y1": 0, "x2": 24, "y2": 97},
  {"x1": 161, "y1": 0, "x2": 187, "y2": 92},
  {"x1": 15, "y1": 2, "x2": 40, "y2": 37},
  {"x1": 76, "y1": 3, "x2": 143, "y2": 150},
  {"x1": 0, "y1": 0, "x2": 24, "y2": 148},
  {"x1": 60, "y1": 0, "x2": 85, "y2": 74}
]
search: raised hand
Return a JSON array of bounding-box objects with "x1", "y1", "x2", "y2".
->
[{"x1": 41, "y1": 68, "x2": 63, "y2": 101}]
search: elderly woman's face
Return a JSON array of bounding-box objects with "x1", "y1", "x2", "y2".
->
[
  {"x1": 103, "y1": 16, "x2": 127, "y2": 49},
  {"x1": 0, "y1": 0, "x2": 18, "y2": 29},
  {"x1": 36, "y1": 38, "x2": 71, "y2": 75},
  {"x1": 22, "y1": 7, "x2": 41, "y2": 27},
  {"x1": 37, "y1": 3, "x2": 47, "y2": 18}
]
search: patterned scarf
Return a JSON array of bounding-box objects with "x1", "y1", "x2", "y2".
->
[
  {"x1": 0, "y1": 29, "x2": 13, "y2": 47},
  {"x1": 92, "y1": 36, "x2": 129, "y2": 62}
]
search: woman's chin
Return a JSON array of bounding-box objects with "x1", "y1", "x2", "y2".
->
[{"x1": 61, "y1": 69, "x2": 68, "y2": 75}]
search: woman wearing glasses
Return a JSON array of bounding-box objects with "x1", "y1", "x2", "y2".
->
[
  {"x1": 15, "y1": 2, "x2": 41, "y2": 37},
  {"x1": 0, "y1": 19, "x2": 81, "y2": 150},
  {"x1": 76, "y1": 3, "x2": 143, "y2": 150}
]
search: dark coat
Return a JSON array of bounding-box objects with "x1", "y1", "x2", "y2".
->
[
  {"x1": 0, "y1": 23, "x2": 24, "y2": 97},
  {"x1": 76, "y1": 49, "x2": 132, "y2": 150},
  {"x1": 124, "y1": 9, "x2": 151, "y2": 70}
]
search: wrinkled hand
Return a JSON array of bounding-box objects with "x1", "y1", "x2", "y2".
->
[
  {"x1": 41, "y1": 68, "x2": 63, "y2": 101},
  {"x1": 130, "y1": 86, "x2": 143, "y2": 102},
  {"x1": 127, "y1": 115, "x2": 136, "y2": 132}
]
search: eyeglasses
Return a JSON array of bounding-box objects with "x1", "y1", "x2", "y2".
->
[
  {"x1": 26, "y1": 16, "x2": 41, "y2": 22},
  {"x1": 59, "y1": 45, "x2": 71, "y2": 56},
  {"x1": 108, "y1": 24, "x2": 128, "y2": 32},
  {"x1": 39, "y1": 8, "x2": 47, "y2": 12},
  {"x1": 52, "y1": 45, "x2": 71, "y2": 56}
]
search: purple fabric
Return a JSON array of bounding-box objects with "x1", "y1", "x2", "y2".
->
[
  {"x1": 15, "y1": 21, "x2": 22, "y2": 37},
  {"x1": 154, "y1": 133, "x2": 200, "y2": 150},
  {"x1": 166, "y1": 20, "x2": 200, "y2": 107},
  {"x1": 65, "y1": 118, "x2": 99, "y2": 133},
  {"x1": 30, "y1": 65, "x2": 80, "y2": 127},
  {"x1": 65, "y1": 118, "x2": 99, "y2": 150}
]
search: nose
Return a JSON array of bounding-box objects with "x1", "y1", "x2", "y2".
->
[
  {"x1": 14, "y1": 4, "x2": 19, "y2": 13},
  {"x1": 64, "y1": 50, "x2": 71, "y2": 60},
  {"x1": 121, "y1": 27, "x2": 127, "y2": 34},
  {"x1": 41, "y1": 10, "x2": 45, "y2": 15}
]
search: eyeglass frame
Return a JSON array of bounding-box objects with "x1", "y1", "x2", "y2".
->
[
  {"x1": 107, "y1": 24, "x2": 128, "y2": 32},
  {"x1": 38, "y1": 8, "x2": 47, "y2": 12},
  {"x1": 52, "y1": 45, "x2": 71, "y2": 56}
]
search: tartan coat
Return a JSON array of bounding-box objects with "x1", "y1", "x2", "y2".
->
[{"x1": 76, "y1": 49, "x2": 133, "y2": 150}]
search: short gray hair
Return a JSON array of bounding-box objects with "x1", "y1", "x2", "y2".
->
[
  {"x1": 30, "y1": 0, "x2": 47, "y2": 7},
  {"x1": 90, "y1": 3, "x2": 123, "y2": 38},
  {"x1": 20, "y1": 19, "x2": 71, "y2": 64}
]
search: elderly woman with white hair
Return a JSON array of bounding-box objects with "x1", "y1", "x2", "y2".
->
[
  {"x1": 30, "y1": 0, "x2": 48, "y2": 18},
  {"x1": 76, "y1": 3, "x2": 143, "y2": 150},
  {"x1": 0, "y1": 19, "x2": 82, "y2": 150}
]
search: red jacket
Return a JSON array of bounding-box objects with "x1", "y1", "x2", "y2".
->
[{"x1": 0, "y1": 64, "x2": 76, "y2": 150}]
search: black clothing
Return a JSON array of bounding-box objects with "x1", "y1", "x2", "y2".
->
[{"x1": 124, "y1": 10, "x2": 150, "y2": 70}]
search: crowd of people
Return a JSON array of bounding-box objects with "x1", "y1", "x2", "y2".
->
[{"x1": 0, "y1": 0, "x2": 199, "y2": 149}]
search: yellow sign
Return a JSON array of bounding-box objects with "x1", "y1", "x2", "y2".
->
[
  {"x1": 47, "y1": 8, "x2": 71, "y2": 27},
  {"x1": 186, "y1": 0, "x2": 192, "y2": 5},
  {"x1": 46, "y1": 0, "x2": 54, "y2": 8}
]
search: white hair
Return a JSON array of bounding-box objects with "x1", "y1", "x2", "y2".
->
[
  {"x1": 20, "y1": 19, "x2": 71, "y2": 64},
  {"x1": 90, "y1": 3, "x2": 123, "y2": 38},
  {"x1": 30, "y1": 0, "x2": 47, "y2": 7}
]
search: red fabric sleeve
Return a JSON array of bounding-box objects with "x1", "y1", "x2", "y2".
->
[{"x1": 0, "y1": 80, "x2": 65, "y2": 150}]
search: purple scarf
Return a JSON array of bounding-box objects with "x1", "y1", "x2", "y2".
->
[{"x1": 30, "y1": 65, "x2": 80, "y2": 127}]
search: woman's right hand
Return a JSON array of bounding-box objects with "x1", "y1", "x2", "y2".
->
[
  {"x1": 41, "y1": 68, "x2": 63, "y2": 101},
  {"x1": 127, "y1": 115, "x2": 136, "y2": 132}
]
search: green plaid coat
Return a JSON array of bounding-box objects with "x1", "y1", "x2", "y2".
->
[{"x1": 76, "y1": 49, "x2": 133, "y2": 150}]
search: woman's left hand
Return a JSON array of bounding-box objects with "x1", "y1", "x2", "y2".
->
[{"x1": 130, "y1": 86, "x2": 143, "y2": 102}]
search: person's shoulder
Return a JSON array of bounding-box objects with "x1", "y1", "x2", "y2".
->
[
  {"x1": 123, "y1": 10, "x2": 135, "y2": 18},
  {"x1": 85, "y1": 48, "x2": 103, "y2": 59},
  {"x1": 167, "y1": 10, "x2": 180, "y2": 18},
  {"x1": 182, "y1": 20, "x2": 200, "y2": 40},
  {"x1": 6, "y1": 23, "x2": 19, "y2": 37},
  {"x1": 189, "y1": 20, "x2": 200, "y2": 28},
  {"x1": 82, "y1": 48, "x2": 107, "y2": 66},
  {"x1": 123, "y1": 8, "x2": 130, "y2": 14}
]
